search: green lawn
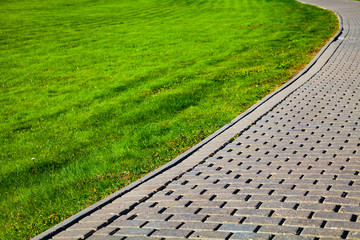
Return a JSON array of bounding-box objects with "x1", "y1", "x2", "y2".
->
[{"x1": 0, "y1": 0, "x2": 337, "y2": 238}]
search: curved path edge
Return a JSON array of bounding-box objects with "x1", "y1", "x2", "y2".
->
[{"x1": 33, "y1": 3, "x2": 344, "y2": 240}]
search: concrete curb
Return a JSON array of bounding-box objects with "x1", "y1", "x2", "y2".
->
[{"x1": 32, "y1": 6, "x2": 344, "y2": 240}]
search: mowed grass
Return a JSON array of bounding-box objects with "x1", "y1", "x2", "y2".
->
[{"x1": 0, "y1": 0, "x2": 337, "y2": 238}]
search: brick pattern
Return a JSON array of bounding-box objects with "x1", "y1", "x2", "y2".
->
[{"x1": 48, "y1": 0, "x2": 360, "y2": 239}]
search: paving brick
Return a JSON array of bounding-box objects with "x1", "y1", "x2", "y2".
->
[
  {"x1": 89, "y1": 208, "x2": 123, "y2": 216},
  {"x1": 107, "y1": 219, "x2": 146, "y2": 228},
  {"x1": 224, "y1": 200, "x2": 261, "y2": 209},
  {"x1": 273, "y1": 209, "x2": 311, "y2": 218},
  {"x1": 51, "y1": 238, "x2": 83, "y2": 240},
  {"x1": 180, "y1": 222, "x2": 219, "y2": 231},
  {"x1": 125, "y1": 237, "x2": 164, "y2": 240},
  {"x1": 257, "y1": 225, "x2": 299, "y2": 235},
  {"x1": 298, "y1": 203, "x2": 337, "y2": 212},
  {"x1": 300, "y1": 227, "x2": 344, "y2": 238},
  {"x1": 244, "y1": 216, "x2": 283, "y2": 226},
  {"x1": 92, "y1": 227, "x2": 119, "y2": 236},
  {"x1": 67, "y1": 222, "x2": 102, "y2": 230},
  {"x1": 156, "y1": 206, "x2": 198, "y2": 214},
  {"x1": 134, "y1": 213, "x2": 173, "y2": 221},
  {"x1": 168, "y1": 213, "x2": 207, "y2": 222},
  {"x1": 230, "y1": 232, "x2": 273, "y2": 239},
  {"x1": 52, "y1": 229, "x2": 94, "y2": 239},
  {"x1": 198, "y1": 207, "x2": 235, "y2": 215},
  {"x1": 218, "y1": 223, "x2": 257, "y2": 232},
  {"x1": 79, "y1": 214, "x2": 115, "y2": 223},
  {"x1": 341, "y1": 205, "x2": 360, "y2": 214},
  {"x1": 189, "y1": 201, "x2": 225, "y2": 208},
  {"x1": 272, "y1": 235, "x2": 314, "y2": 240},
  {"x1": 89, "y1": 236, "x2": 164, "y2": 240},
  {"x1": 113, "y1": 227, "x2": 153, "y2": 236},
  {"x1": 325, "y1": 220, "x2": 360, "y2": 230},
  {"x1": 206, "y1": 215, "x2": 243, "y2": 224},
  {"x1": 259, "y1": 202, "x2": 297, "y2": 210},
  {"x1": 283, "y1": 196, "x2": 321, "y2": 203},
  {"x1": 151, "y1": 229, "x2": 192, "y2": 238},
  {"x1": 233, "y1": 209, "x2": 271, "y2": 217},
  {"x1": 149, "y1": 200, "x2": 190, "y2": 207},
  {"x1": 142, "y1": 220, "x2": 181, "y2": 229},
  {"x1": 283, "y1": 218, "x2": 323, "y2": 228},
  {"x1": 188, "y1": 230, "x2": 232, "y2": 239},
  {"x1": 87, "y1": 236, "x2": 121, "y2": 240},
  {"x1": 131, "y1": 206, "x2": 164, "y2": 214},
  {"x1": 324, "y1": 197, "x2": 359, "y2": 205},
  {"x1": 313, "y1": 211, "x2": 353, "y2": 221}
]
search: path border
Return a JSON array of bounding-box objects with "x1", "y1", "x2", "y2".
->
[{"x1": 33, "y1": 7, "x2": 344, "y2": 240}]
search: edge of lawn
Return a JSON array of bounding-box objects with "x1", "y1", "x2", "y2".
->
[{"x1": 33, "y1": 6, "x2": 344, "y2": 240}]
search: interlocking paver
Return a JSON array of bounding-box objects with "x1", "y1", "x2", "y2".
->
[
  {"x1": 142, "y1": 220, "x2": 182, "y2": 229},
  {"x1": 112, "y1": 227, "x2": 154, "y2": 236},
  {"x1": 180, "y1": 222, "x2": 219, "y2": 231},
  {"x1": 230, "y1": 232, "x2": 273, "y2": 240},
  {"x1": 217, "y1": 223, "x2": 258, "y2": 233},
  {"x1": 52, "y1": 229, "x2": 94, "y2": 239},
  {"x1": 107, "y1": 219, "x2": 146, "y2": 228},
  {"x1": 151, "y1": 229, "x2": 193, "y2": 238},
  {"x1": 188, "y1": 230, "x2": 232, "y2": 239},
  {"x1": 33, "y1": 0, "x2": 360, "y2": 239}
]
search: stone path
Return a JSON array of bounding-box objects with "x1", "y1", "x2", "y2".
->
[{"x1": 34, "y1": 0, "x2": 360, "y2": 239}]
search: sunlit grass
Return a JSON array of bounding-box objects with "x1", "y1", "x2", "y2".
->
[{"x1": 0, "y1": 0, "x2": 337, "y2": 238}]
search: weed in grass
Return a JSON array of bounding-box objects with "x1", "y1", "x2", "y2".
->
[{"x1": 0, "y1": 0, "x2": 338, "y2": 238}]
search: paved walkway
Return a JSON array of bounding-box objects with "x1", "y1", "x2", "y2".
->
[{"x1": 35, "y1": 0, "x2": 360, "y2": 239}]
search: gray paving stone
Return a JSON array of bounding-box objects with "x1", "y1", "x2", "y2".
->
[
  {"x1": 230, "y1": 232, "x2": 273, "y2": 240},
  {"x1": 217, "y1": 223, "x2": 257, "y2": 233},
  {"x1": 244, "y1": 216, "x2": 284, "y2": 226},
  {"x1": 91, "y1": 227, "x2": 118, "y2": 236},
  {"x1": 151, "y1": 229, "x2": 192, "y2": 238},
  {"x1": 180, "y1": 222, "x2": 219, "y2": 231},
  {"x1": 107, "y1": 219, "x2": 146, "y2": 228},
  {"x1": 168, "y1": 213, "x2": 207, "y2": 222},
  {"x1": 283, "y1": 218, "x2": 323, "y2": 228},
  {"x1": 325, "y1": 220, "x2": 360, "y2": 230},
  {"x1": 67, "y1": 222, "x2": 102, "y2": 230},
  {"x1": 124, "y1": 237, "x2": 164, "y2": 240},
  {"x1": 141, "y1": 220, "x2": 181, "y2": 229},
  {"x1": 52, "y1": 229, "x2": 94, "y2": 239},
  {"x1": 112, "y1": 227, "x2": 153, "y2": 236},
  {"x1": 134, "y1": 213, "x2": 173, "y2": 221},
  {"x1": 272, "y1": 235, "x2": 314, "y2": 240},
  {"x1": 257, "y1": 225, "x2": 299, "y2": 235},
  {"x1": 300, "y1": 227, "x2": 344, "y2": 238},
  {"x1": 87, "y1": 236, "x2": 120, "y2": 240},
  {"x1": 188, "y1": 230, "x2": 232, "y2": 239}
]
